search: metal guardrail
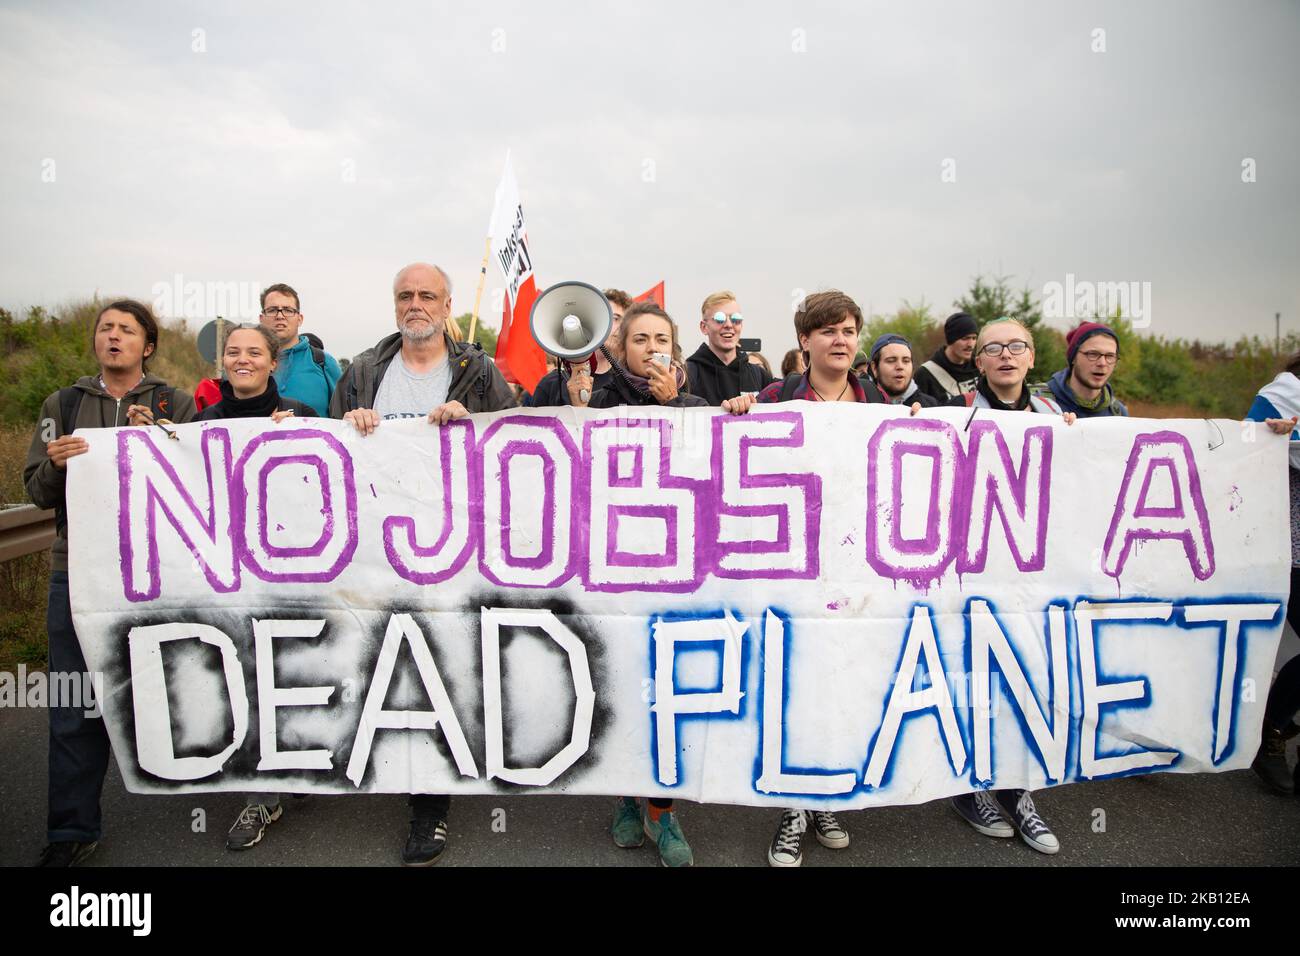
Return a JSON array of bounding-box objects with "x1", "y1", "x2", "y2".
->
[{"x1": 0, "y1": 505, "x2": 55, "y2": 563}]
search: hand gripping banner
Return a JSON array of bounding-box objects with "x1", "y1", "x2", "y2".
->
[{"x1": 66, "y1": 406, "x2": 1288, "y2": 808}]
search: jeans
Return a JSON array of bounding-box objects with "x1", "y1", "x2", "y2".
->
[
  {"x1": 410, "y1": 794, "x2": 451, "y2": 822},
  {"x1": 1263, "y1": 567, "x2": 1300, "y2": 731},
  {"x1": 46, "y1": 571, "x2": 111, "y2": 843}
]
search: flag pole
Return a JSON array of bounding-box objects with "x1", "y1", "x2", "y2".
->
[{"x1": 467, "y1": 235, "x2": 492, "y2": 345}]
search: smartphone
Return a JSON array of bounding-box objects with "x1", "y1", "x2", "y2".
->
[
  {"x1": 739, "y1": 337, "x2": 762, "y2": 353},
  {"x1": 652, "y1": 352, "x2": 672, "y2": 369}
]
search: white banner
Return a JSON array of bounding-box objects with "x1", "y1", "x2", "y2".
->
[{"x1": 66, "y1": 406, "x2": 1289, "y2": 809}]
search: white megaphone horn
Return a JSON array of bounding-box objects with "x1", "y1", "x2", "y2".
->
[{"x1": 529, "y1": 281, "x2": 614, "y2": 361}]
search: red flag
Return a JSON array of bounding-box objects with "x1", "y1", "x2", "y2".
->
[
  {"x1": 495, "y1": 274, "x2": 546, "y2": 390},
  {"x1": 635, "y1": 281, "x2": 665, "y2": 308}
]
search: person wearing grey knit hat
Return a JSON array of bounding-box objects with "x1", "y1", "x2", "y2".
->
[
  {"x1": 913, "y1": 312, "x2": 979, "y2": 403},
  {"x1": 868, "y1": 333, "x2": 938, "y2": 407}
]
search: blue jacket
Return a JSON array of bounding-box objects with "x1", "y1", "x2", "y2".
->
[
  {"x1": 273, "y1": 337, "x2": 341, "y2": 416},
  {"x1": 1044, "y1": 368, "x2": 1128, "y2": 417}
]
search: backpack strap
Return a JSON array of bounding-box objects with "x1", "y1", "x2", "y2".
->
[
  {"x1": 58, "y1": 386, "x2": 83, "y2": 437},
  {"x1": 309, "y1": 345, "x2": 326, "y2": 370},
  {"x1": 149, "y1": 385, "x2": 174, "y2": 421},
  {"x1": 779, "y1": 373, "x2": 802, "y2": 402},
  {"x1": 1030, "y1": 393, "x2": 1063, "y2": 415},
  {"x1": 54, "y1": 387, "x2": 85, "y2": 536},
  {"x1": 921, "y1": 360, "x2": 959, "y2": 397}
]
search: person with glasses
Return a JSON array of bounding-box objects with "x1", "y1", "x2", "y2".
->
[
  {"x1": 259, "y1": 283, "x2": 342, "y2": 417},
  {"x1": 1043, "y1": 322, "x2": 1129, "y2": 418},
  {"x1": 947, "y1": 318, "x2": 1074, "y2": 854},
  {"x1": 685, "y1": 291, "x2": 773, "y2": 406}
]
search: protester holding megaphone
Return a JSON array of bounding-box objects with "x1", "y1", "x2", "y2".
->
[{"x1": 528, "y1": 287, "x2": 630, "y2": 408}]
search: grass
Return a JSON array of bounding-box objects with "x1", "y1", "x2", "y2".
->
[{"x1": 1, "y1": 424, "x2": 49, "y2": 668}]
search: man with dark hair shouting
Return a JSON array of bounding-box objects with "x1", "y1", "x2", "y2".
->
[{"x1": 25, "y1": 299, "x2": 196, "y2": 867}]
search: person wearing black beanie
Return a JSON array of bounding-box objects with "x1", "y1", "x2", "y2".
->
[{"x1": 913, "y1": 312, "x2": 980, "y2": 403}]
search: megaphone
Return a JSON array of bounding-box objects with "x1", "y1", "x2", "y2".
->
[{"x1": 529, "y1": 281, "x2": 613, "y2": 361}]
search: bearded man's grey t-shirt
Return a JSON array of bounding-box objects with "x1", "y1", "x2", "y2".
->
[{"x1": 372, "y1": 355, "x2": 452, "y2": 418}]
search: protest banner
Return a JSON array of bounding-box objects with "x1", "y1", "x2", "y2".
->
[{"x1": 66, "y1": 406, "x2": 1288, "y2": 809}]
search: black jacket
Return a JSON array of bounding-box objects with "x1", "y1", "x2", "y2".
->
[
  {"x1": 528, "y1": 367, "x2": 616, "y2": 408},
  {"x1": 912, "y1": 347, "x2": 979, "y2": 403},
  {"x1": 589, "y1": 370, "x2": 708, "y2": 409},
  {"x1": 329, "y1": 332, "x2": 516, "y2": 417},
  {"x1": 685, "y1": 344, "x2": 773, "y2": 406},
  {"x1": 197, "y1": 379, "x2": 318, "y2": 420}
]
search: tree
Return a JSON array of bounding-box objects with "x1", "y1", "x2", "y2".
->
[
  {"x1": 861, "y1": 299, "x2": 943, "y2": 359},
  {"x1": 454, "y1": 312, "x2": 499, "y2": 355}
]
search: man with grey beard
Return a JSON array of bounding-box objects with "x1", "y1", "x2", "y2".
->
[
  {"x1": 330, "y1": 262, "x2": 514, "y2": 424},
  {"x1": 329, "y1": 261, "x2": 513, "y2": 866}
]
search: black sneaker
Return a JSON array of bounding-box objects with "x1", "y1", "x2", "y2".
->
[
  {"x1": 1251, "y1": 725, "x2": 1295, "y2": 795},
  {"x1": 767, "y1": 810, "x2": 806, "y2": 867},
  {"x1": 226, "y1": 803, "x2": 282, "y2": 850},
  {"x1": 402, "y1": 818, "x2": 448, "y2": 866},
  {"x1": 36, "y1": 841, "x2": 99, "y2": 867},
  {"x1": 809, "y1": 810, "x2": 850, "y2": 849}
]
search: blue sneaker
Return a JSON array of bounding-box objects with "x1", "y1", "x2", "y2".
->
[
  {"x1": 951, "y1": 791, "x2": 1014, "y2": 838},
  {"x1": 611, "y1": 798, "x2": 644, "y2": 848},
  {"x1": 645, "y1": 810, "x2": 693, "y2": 867}
]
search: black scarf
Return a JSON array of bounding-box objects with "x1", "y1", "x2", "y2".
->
[
  {"x1": 216, "y1": 376, "x2": 282, "y2": 418},
  {"x1": 976, "y1": 375, "x2": 1030, "y2": 411}
]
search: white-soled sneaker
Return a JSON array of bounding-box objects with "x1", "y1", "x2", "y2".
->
[
  {"x1": 998, "y1": 789, "x2": 1059, "y2": 855},
  {"x1": 951, "y1": 791, "x2": 1014, "y2": 838},
  {"x1": 809, "y1": 810, "x2": 850, "y2": 849},
  {"x1": 767, "y1": 810, "x2": 807, "y2": 867}
]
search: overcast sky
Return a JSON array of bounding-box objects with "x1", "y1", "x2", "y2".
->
[{"x1": 1, "y1": 0, "x2": 1296, "y2": 361}]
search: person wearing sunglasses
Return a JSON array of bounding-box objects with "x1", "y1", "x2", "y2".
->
[
  {"x1": 946, "y1": 318, "x2": 1074, "y2": 855},
  {"x1": 258, "y1": 283, "x2": 341, "y2": 417},
  {"x1": 1044, "y1": 322, "x2": 1129, "y2": 418},
  {"x1": 685, "y1": 291, "x2": 773, "y2": 406}
]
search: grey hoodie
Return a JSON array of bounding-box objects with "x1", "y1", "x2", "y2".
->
[
  {"x1": 329, "y1": 332, "x2": 516, "y2": 417},
  {"x1": 24, "y1": 375, "x2": 197, "y2": 573}
]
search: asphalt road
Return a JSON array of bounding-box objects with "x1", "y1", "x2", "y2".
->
[{"x1": 2, "y1": 700, "x2": 1297, "y2": 868}]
